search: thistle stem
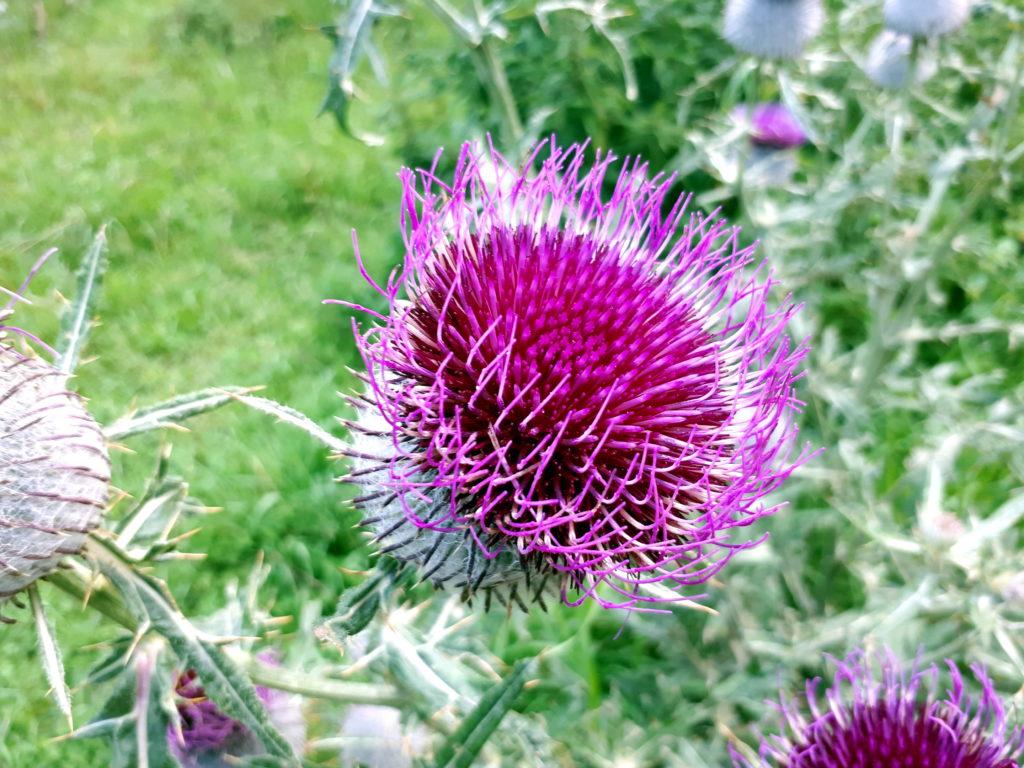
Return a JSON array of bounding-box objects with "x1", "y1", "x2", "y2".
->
[{"x1": 230, "y1": 650, "x2": 404, "y2": 708}]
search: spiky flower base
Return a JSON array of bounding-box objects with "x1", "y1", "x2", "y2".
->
[
  {"x1": 0, "y1": 347, "x2": 109, "y2": 603},
  {"x1": 347, "y1": 406, "x2": 548, "y2": 610},
  {"x1": 733, "y1": 649, "x2": 1024, "y2": 768},
  {"x1": 864, "y1": 31, "x2": 938, "y2": 90}
]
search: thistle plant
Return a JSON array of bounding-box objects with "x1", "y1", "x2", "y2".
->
[
  {"x1": 731, "y1": 649, "x2": 1024, "y2": 768},
  {"x1": 337, "y1": 139, "x2": 809, "y2": 610}
]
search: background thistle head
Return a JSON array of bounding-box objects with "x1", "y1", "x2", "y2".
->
[
  {"x1": 732, "y1": 648, "x2": 1024, "y2": 768},
  {"x1": 722, "y1": 0, "x2": 825, "y2": 60}
]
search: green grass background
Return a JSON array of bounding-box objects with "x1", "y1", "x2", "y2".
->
[{"x1": 1, "y1": 1, "x2": 402, "y2": 762}]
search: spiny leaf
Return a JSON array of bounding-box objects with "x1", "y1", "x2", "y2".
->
[
  {"x1": 318, "y1": 559, "x2": 410, "y2": 643},
  {"x1": 74, "y1": 648, "x2": 176, "y2": 768},
  {"x1": 434, "y1": 657, "x2": 536, "y2": 768},
  {"x1": 28, "y1": 584, "x2": 73, "y2": 730},
  {"x1": 56, "y1": 225, "x2": 108, "y2": 375},
  {"x1": 133, "y1": 648, "x2": 175, "y2": 768},
  {"x1": 320, "y1": 0, "x2": 392, "y2": 145},
  {"x1": 96, "y1": 550, "x2": 298, "y2": 764},
  {"x1": 104, "y1": 386, "x2": 249, "y2": 440},
  {"x1": 234, "y1": 394, "x2": 346, "y2": 452},
  {"x1": 115, "y1": 478, "x2": 188, "y2": 559}
]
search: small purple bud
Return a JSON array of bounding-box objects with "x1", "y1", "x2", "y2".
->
[{"x1": 740, "y1": 103, "x2": 808, "y2": 150}]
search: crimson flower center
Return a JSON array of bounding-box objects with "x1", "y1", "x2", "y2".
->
[
  {"x1": 397, "y1": 224, "x2": 733, "y2": 559},
  {"x1": 793, "y1": 701, "x2": 1019, "y2": 768}
]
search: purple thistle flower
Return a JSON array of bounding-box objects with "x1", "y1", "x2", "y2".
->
[
  {"x1": 739, "y1": 103, "x2": 808, "y2": 150},
  {"x1": 0, "y1": 266, "x2": 110, "y2": 612},
  {"x1": 167, "y1": 658, "x2": 305, "y2": 767},
  {"x1": 340, "y1": 140, "x2": 809, "y2": 610},
  {"x1": 732, "y1": 649, "x2": 1024, "y2": 768}
]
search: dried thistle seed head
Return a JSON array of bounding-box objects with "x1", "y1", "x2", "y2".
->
[
  {"x1": 0, "y1": 346, "x2": 110, "y2": 600},
  {"x1": 340, "y1": 140, "x2": 809, "y2": 611},
  {"x1": 722, "y1": 0, "x2": 825, "y2": 60},
  {"x1": 732, "y1": 649, "x2": 1024, "y2": 768}
]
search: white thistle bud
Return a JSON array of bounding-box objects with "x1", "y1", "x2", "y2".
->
[
  {"x1": 0, "y1": 347, "x2": 109, "y2": 602},
  {"x1": 863, "y1": 31, "x2": 938, "y2": 90},
  {"x1": 723, "y1": 0, "x2": 825, "y2": 60},
  {"x1": 884, "y1": 0, "x2": 971, "y2": 38}
]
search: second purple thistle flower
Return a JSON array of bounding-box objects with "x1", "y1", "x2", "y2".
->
[
  {"x1": 340, "y1": 140, "x2": 809, "y2": 610},
  {"x1": 733, "y1": 649, "x2": 1024, "y2": 768}
]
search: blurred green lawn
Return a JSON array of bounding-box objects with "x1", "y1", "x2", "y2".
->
[{"x1": 1, "y1": 1, "x2": 403, "y2": 763}]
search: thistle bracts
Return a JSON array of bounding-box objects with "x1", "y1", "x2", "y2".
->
[
  {"x1": 0, "y1": 343, "x2": 109, "y2": 603},
  {"x1": 341, "y1": 140, "x2": 808, "y2": 610}
]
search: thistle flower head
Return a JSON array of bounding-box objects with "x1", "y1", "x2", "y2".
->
[
  {"x1": 168, "y1": 657, "x2": 305, "y2": 767},
  {"x1": 884, "y1": 0, "x2": 972, "y2": 38},
  {"x1": 342, "y1": 140, "x2": 808, "y2": 610},
  {"x1": 733, "y1": 649, "x2": 1024, "y2": 768},
  {"x1": 0, "y1": 285, "x2": 109, "y2": 606},
  {"x1": 723, "y1": 0, "x2": 825, "y2": 60},
  {"x1": 864, "y1": 30, "x2": 938, "y2": 90},
  {"x1": 739, "y1": 103, "x2": 808, "y2": 150}
]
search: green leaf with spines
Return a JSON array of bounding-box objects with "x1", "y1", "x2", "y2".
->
[
  {"x1": 95, "y1": 547, "x2": 298, "y2": 765},
  {"x1": 104, "y1": 386, "x2": 250, "y2": 440},
  {"x1": 56, "y1": 225, "x2": 108, "y2": 375}
]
